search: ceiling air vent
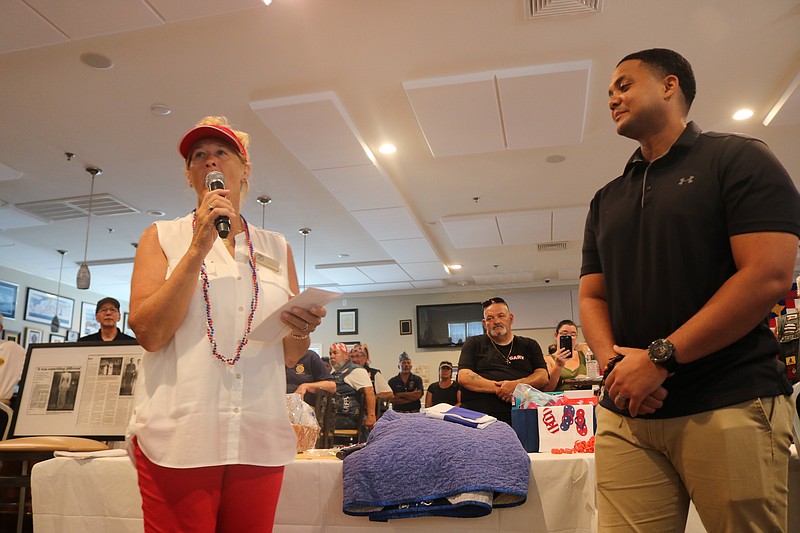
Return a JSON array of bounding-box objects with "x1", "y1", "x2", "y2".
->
[
  {"x1": 537, "y1": 241, "x2": 567, "y2": 252},
  {"x1": 527, "y1": 0, "x2": 603, "y2": 19},
  {"x1": 16, "y1": 193, "x2": 140, "y2": 221}
]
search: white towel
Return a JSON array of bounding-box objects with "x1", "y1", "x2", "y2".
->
[
  {"x1": 424, "y1": 403, "x2": 497, "y2": 429},
  {"x1": 53, "y1": 449, "x2": 129, "y2": 459}
]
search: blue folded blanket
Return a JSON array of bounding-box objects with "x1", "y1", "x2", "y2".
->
[{"x1": 342, "y1": 410, "x2": 529, "y2": 521}]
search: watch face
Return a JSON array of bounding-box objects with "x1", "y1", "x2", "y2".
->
[{"x1": 650, "y1": 339, "x2": 673, "y2": 362}]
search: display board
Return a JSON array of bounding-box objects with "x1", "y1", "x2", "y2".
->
[{"x1": 11, "y1": 341, "x2": 144, "y2": 440}]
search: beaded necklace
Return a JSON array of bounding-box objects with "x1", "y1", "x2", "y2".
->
[
  {"x1": 488, "y1": 335, "x2": 515, "y2": 365},
  {"x1": 192, "y1": 210, "x2": 259, "y2": 365}
]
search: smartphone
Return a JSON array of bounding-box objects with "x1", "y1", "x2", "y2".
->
[{"x1": 560, "y1": 335, "x2": 573, "y2": 357}]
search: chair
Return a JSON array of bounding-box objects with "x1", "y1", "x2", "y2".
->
[
  {"x1": 0, "y1": 436, "x2": 109, "y2": 533},
  {"x1": 313, "y1": 390, "x2": 337, "y2": 449},
  {"x1": 376, "y1": 397, "x2": 390, "y2": 420},
  {"x1": 0, "y1": 403, "x2": 12, "y2": 441},
  {"x1": 332, "y1": 390, "x2": 366, "y2": 446}
]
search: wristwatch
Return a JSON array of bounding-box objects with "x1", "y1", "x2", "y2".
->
[{"x1": 648, "y1": 338, "x2": 680, "y2": 373}]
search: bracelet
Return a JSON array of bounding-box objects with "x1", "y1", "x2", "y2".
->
[{"x1": 290, "y1": 333, "x2": 309, "y2": 340}]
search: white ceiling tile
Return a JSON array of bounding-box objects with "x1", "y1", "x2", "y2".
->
[
  {"x1": 313, "y1": 165, "x2": 403, "y2": 211},
  {"x1": 400, "y1": 261, "x2": 448, "y2": 281},
  {"x1": 150, "y1": 0, "x2": 262, "y2": 23},
  {"x1": 552, "y1": 206, "x2": 588, "y2": 241},
  {"x1": 250, "y1": 92, "x2": 373, "y2": 171},
  {"x1": 441, "y1": 215, "x2": 501, "y2": 248},
  {"x1": 381, "y1": 238, "x2": 440, "y2": 263},
  {"x1": 0, "y1": 204, "x2": 50, "y2": 229},
  {"x1": 497, "y1": 61, "x2": 591, "y2": 149},
  {"x1": 0, "y1": 162, "x2": 22, "y2": 182},
  {"x1": 410, "y1": 280, "x2": 446, "y2": 289},
  {"x1": 314, "y1": 266, "x2": 373, "y2": 285},
  {"x1": 27, "y1": 0, "x2": 163, "y2": 40},
  {"x1": 403, "y1": 72, "x2": 504, "y2": 157},
  {"x1": 351, "y1": 207, "x2": 423, "y2": 241},
  {"x1": 358, "y1": 263, "x2": 411, "y2": 283},
  {"x1": 0, "y1": 0, "x2": 68, "y2": 53},
  {"x1": 339, "y1": 282, "x2": 415, "y2": 293},
  {"x1": 497, "y1": 210, "x2": 551, "y2": 245}
]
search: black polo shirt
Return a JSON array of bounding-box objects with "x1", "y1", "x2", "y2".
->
[{"x1": 582, "y1": 122, "x2": 800, "y2": 418}]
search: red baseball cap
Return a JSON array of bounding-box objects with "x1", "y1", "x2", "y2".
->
[{"x1": 178, "y1": 124, "x2": 247, "y2": 161}]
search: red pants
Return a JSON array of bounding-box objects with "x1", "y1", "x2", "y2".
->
[{"x1": 133, "y1": 439, "x2": 284, "y2": 533}]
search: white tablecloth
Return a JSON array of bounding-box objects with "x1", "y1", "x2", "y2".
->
[
  {"x1": 31, "y1": 452, "x2": 596, "y2": 533},
  {"x1": 30, "y1": 447, "x2": 800, "y2": 532}
]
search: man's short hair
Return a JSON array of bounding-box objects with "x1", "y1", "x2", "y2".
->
[
  {"x1": 95, "y1": 297, "x2": 121, "y2": 314},
  {"x1": 618, "y1": 48, "x2": 696, "y2": 111}
]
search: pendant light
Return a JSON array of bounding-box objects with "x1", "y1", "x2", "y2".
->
[
  {"x1": 299, "y1": 228, "x2": 311, "y2": 291},
  {"x1": 51, "y1": 249, "x2": 67, "y2": 333},
  {"x1": 77, "y1": 166, "x2": 102, "y2": 289},
  {"x1": 257, "y1": 195, "x2": 272, "y2": 229}
]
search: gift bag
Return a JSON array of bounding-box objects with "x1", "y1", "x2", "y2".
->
[
  {"x1": 285, "y1": 393, "x2": 320, "y2": 453},
  {"x1": 511, "y1": 404, "x2": 596, "y2": 453}
]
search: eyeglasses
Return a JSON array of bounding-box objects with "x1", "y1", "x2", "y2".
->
[
  {"x1": 97, "y1": 307, "x2": 119, "y2": 314},
  {"x1": 481, "y1": 297, "x2": 506, "y2": 308},
  {"x1": 558, "y1": 331, "x2": 579, "y2": 338}
]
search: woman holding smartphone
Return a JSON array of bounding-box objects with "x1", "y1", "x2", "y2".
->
[{"x1": 544, "y1": 319, "x2": 591, "y2": 391}]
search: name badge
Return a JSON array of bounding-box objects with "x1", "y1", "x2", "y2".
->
[{"x1": 255, "y1": 252, "x2": 281, "y2": 273}]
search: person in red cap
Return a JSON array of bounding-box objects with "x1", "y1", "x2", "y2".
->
[{"x1": 126, "y1": 116, "x2": 327, "y2": 532}]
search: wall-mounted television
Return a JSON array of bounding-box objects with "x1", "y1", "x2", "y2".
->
[{"x1": 416, "y1": 302, "x2": 485, "y2": 348}]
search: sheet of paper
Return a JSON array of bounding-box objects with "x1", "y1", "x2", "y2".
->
[{"x1": 250, "y1": 287, "x2": 341, "y2": 344}]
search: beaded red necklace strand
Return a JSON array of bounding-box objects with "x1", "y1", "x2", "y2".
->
[{"x1": 192, "y1": 210, "x2": 259, "y2": 365}]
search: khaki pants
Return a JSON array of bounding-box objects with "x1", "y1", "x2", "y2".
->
[{"x1": 595, "y1": 396, "x2": 794, "y2": 533}]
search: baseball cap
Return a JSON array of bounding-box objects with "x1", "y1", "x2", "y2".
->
[
  {"x1": 95, "y1": 297, "x2": 120, "y2": 314},
  {"x1": 398, "y1": 351, "x2": 411, "y2": 362},
  {"x1": 439, "y1": 361, "x2": 453, "y2": 370},
  {"x1": 178, "y1": 124, "x2": 248, "y2": 161}
]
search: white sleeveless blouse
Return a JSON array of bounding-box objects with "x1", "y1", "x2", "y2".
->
[{"x1": 127, "y1": 214, "x2": 296, "y2": 468}]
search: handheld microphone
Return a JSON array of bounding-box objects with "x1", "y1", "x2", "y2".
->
[{"x1": 205, "y1": 171, "x2": 230, "y2": 238}]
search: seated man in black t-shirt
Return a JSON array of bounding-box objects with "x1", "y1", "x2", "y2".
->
[{"x1": 457, "y1": 297, "x2": 548, "y2": 424}]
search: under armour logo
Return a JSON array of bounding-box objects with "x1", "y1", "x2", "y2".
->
[{"x1": 678, "y1": 176, "x2": 695, "y2": 185}]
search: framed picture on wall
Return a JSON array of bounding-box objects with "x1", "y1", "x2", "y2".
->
[
  {"x1": 399, "y1": 319, "x2": 412, "y2": 335},
  {"x1": 122, "y1": 312, "x2": 135, "y2": 337},
  {"x1": 80, "y1": 301, "x2": 100, "y2": 337},
  {"x1": 0, "y1": 280, "x2": 19, "y2": 319},
  {"x1": 66, "y1": 330, "x2": 79, "y2": 342},
  {"x1": 50, "y1": 333, "x2": 65, "y2": 343},
  {"x1": 24, "y1": 326, "x2": 44, "y2": 347},
  {"x1": 3, "y1": 330, "x2": 21, "y2": 344},
  {"x1": 24, "y1": 287, "x2": 75, "y2": 330},
  {"x1": 337, "y1": 309, "x2": 358, "y2": 335}
]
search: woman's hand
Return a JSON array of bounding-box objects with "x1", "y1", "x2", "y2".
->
[
  {"x1": 281, "y1": 304, "x2": 327, "y2": 337},
  {"x1": 553, "y1": 347, "x2": 571, "y2": 367},
  {"x1": 192, "y1": 189, "x2": 235, "y2": 252}
]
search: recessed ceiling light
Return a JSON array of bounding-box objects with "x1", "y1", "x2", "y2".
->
[
  {"x1": 378, "y1": 144, "x2": 397, "y2": 154},
  {"x1": 147, "y1": 210, "x2": 165, "y2": 217},
  {"x1": 732, "y1": 108, "x2": 754, "y2": 121},
  {"x1": 80, "y1": 52, "x2": 114, "y2": 70},
  {"x1": 449, "y1": 264, "x2": 462, "y2": 270},
  {"x1": 338, "y1": 253, "x2": 350, "y2": 258},
  {"x1": 546, "y1": 155, "x2": 566, "y2": 163},
  {"x1": 151, "y1": 104, "x2": 171, "y2": 116}
]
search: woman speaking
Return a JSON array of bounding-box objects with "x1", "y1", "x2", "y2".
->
[{"x1": 127, "y1": 116, "x2": 325, "y2": 532}]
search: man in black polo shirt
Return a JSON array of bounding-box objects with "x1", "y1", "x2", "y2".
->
[
  {"x1": 387, "y1": 352, "x2": 423, "y2": 413},
  {"x1": 457, "y1": 297, "x2": 548, "y2": 424},
  {"x1": 580, "y1": 48, "x2": 799, "y2": 531},
  {"x1": 78, "y1": 297, "x2": 136, "y2": 343}
]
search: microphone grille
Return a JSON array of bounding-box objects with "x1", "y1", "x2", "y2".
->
[{"x1": 205, "y1": 171, "x2": 225, "y2": 189}]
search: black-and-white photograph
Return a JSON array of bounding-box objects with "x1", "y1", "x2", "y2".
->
[{"x1": 47, "y1": 370, "x2": 80, "y2": 412}]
